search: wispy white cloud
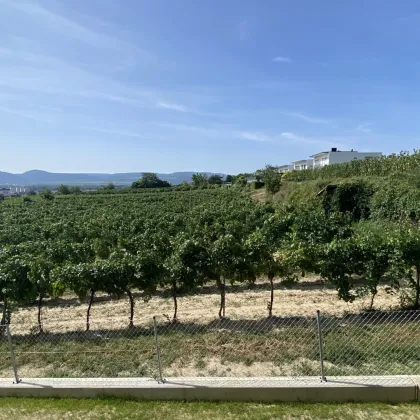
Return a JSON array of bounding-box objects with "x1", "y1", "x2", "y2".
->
[
  {"x1": 281, "y1": 132, "x2": 301, "y2": 141},
  {"x1": 236, "y1": 131, "x2": 272, "y2": 142},
  {"x1": 156, "y1": 123, "x2": 267, "y2": 143},
  {"x1": 273, "y1": 56, "x2": 292, "y2": 64},
  {"x1": 84, "y1": 127, "x2": 143, "y2": 138},
  {"x1": 0, "y1": 105, "x2": 53, "y2": 123},
  {"x1": 237, "y1": 130, "x2": 350, "y2": 149},
  {"x1": 0, "y1": 51, "x2": 210, "y2": 120},
  {"x1": 0, "y1": 46, "x2": 156, "y2": 106},
  {"x1": 79, "y1": 91, "x2": 146, "y2": 105},
  {"x1": 156, "y1": 101, "x2": 191, "y2": 113},
  {"x1": 239, "y1": 20, "x2": 248, "y2": 41},
  {"x1": 3, "y1": 0, "x2": 151, "y2": 58},
  {"x1": 160, "y1": 124, "x2": 349, "y2": 149},
  {"x1": 355, "y1": 123, "x2": 373, "y2": 133},
  {"x1": 284, "y1": 111, "x2": 333, "y2": 125}
]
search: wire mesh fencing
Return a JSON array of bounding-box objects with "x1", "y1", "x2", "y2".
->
[
  {"x1": 0, "y1": 320, "x2": 158, "y2": 381},
  {"x1": 0, "y1": 310, "x2": 419, "y2": 382},
  {"x1": 321, "y1": 310, "x2": 420, "y2": 376},
  {"x1": 153, "y1": 315, "x2": 319, "y2": 379}
]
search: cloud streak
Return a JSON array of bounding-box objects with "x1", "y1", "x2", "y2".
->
[
  {"x1": 156, "y1": 101, "x2": 191, "y2": 113},
  {"x1": 236, "y1": 131, "x2": 272, "y2": 142},
  {"x1": 160, "y1": 124, "x2": 349, "y2": 149},
  {"x1": 0, "y1": 105, "x2": 54, "y2": 123},
  {"x1": 0, "y1": 47, "x2": 159, "y2": 108},
  {"x1": 284, "y1": 111, "x2": 333, "y2": 125},
  {"x1": 273, "y1": 56, "x2": 292, "y2": 63},
  {"x1": 84, "y1": 126, "x2": 143, "y2": 138},
  {"x1": 2, "y1": 0, "x2": 152, "y2": 59}
]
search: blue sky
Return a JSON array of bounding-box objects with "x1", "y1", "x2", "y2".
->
[{"x1": 1, "y1": 0, "x2": 420, "y2": 174}]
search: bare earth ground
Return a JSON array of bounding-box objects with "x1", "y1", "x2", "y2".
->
[
  {"x1": 0, "y1": 277, "x2": 413, "y2": 379},
  {"x1": 12, "y1": 276, "x2": 400, "y2": 333}
]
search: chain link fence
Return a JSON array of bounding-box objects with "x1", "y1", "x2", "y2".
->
[{"x1": 1, "y1": 310, "x2": 419, "y2": 383}]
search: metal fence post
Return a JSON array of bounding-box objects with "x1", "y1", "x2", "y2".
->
[
  {"x1": 222, "y1": 278, "x2": 226, "y2": 318},
  {"x1": 316, "y1": 310, "x2": 327, "y2": 382},
  {"x1": 153, "y1": 316, "x2": 164, "y2": 383},
  {"x1": 6, "y1": 325, "x2": 20, "y2": 384}
]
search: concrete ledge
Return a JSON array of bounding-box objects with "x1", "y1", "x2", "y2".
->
[{"x1": 0, "y1": 376, "x2": 417, "y2": 403}]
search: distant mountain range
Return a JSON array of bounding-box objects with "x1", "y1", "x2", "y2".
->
[{"x1": 0, "y1": 170, "x2": 225, "y2": 187}]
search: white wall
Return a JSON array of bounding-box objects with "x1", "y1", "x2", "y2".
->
[
  {"x1": 329, "y1": 151, "x2": 382, "y2": 165},
  {"x1": 279, "y1": 165, "x2": 293, "y2": 173},
  {"x1": 294, "y1": 160, "x2": 314, "y2": 170},
  {"x1": 313, "y1": 155, "x2": 329, "y2": 168}
]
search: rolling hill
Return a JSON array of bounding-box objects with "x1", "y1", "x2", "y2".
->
[{"x1": 0, "y1": 170, "x2": 225, "y2": 187}]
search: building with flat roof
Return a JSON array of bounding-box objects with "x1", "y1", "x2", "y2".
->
[
  {"x1": 292, "y1": 159, "x2": 313, "y2": 171},
  {"x1": 310, "y1": 148, "x2": 382, "y2": 169},
  {"x1": 278, "y1": 164, "x2": 294, "y2": 173}
]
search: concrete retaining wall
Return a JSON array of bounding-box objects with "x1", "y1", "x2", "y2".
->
[{"x1": 0, "y1": 376, "x2": 418, "y2": 403}]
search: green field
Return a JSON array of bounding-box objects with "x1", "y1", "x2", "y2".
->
[{"x1": 0, "y1": 398, "x2": 418, "y2": 420}]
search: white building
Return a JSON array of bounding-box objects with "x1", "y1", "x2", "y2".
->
[
  {"x1": 278, "y1": 164, "x2": 294, "y2": 174},
  {"x1": 311, "y1": 148, "x2": 382, "y2": 169},
  {"x1": 293, "y1": 159, "x2": 314, "y2": 171}
]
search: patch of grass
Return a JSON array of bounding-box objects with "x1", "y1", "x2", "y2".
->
[{"x1": 0, "y1": 398, "x2": 419, "y2": 420}]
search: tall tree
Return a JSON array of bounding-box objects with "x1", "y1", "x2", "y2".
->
[
  {"x1": 191, "y1": 173, "x2": 208, "y2": 187},
  {"x1": 132, "y1": 173, "x2": 170, "y2": 189},
  {"x1": 57, "y1": 184, "x2": 71, "y2": 195},
  {"x1": 102, "y1": 183, "x2": 116, "y2": 190},
  {"x1": 393, "y1": 224, "x2": 420, "y2": 309},
  {"x1": 163, "y1": 236, "x2": 208, "y2": 322},
  {"x1": 261, "y1": 165, "x2": 282, "y2": 194},
  {"x1": 39, "y1": 189, "x2": 54, "y2": 200},
  {"x1": 0, "y1": 251, "x2": 33, "y2": 328},
  {"x1": 54, "y1": 263, "x2": 99, "y2": 331},
  {"x1": 208, "y1": 175, "x2": 223, "y2": 185},
  {"x1": 28, "y1": 256, "x2": 65, "y2": 333},
  {"x1": 207, "y1": 234, "x2": 244, "y2": 318},
  {"x1": 245, "y1": 227, "x2": 299, "y2": 317},
  {"x1": 354, "y1": 223, "x2": 402, "y2": 310}
]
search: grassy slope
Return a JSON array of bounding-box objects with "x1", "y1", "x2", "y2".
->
[{"x1": 0, "y1": 398, "x2": 418, "y2": 420}]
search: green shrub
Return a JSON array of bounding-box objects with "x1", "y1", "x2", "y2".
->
[
  {"x1": 283, "y1": 150, "x2": 420, "y2": 182},
  {"x1": 250, "y1": 181, "x2": 264, "y2": 190},
  {"x1": 323, "y1": 181, "x2": 375, "y2": 220}
]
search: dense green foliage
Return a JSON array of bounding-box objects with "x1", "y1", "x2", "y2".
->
[
  {"x1": 2, "y1": 163, "x2": 420, "y2": 331},
  {"x1": 132, "y1": 172, "x2": 171, "y2": 189},
  {"x1": 258, "y1": 165, "x2": 282, "y2": 194},
  {"x1": 283, "y1": 150, "x2": 420, "y2": 181}
]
